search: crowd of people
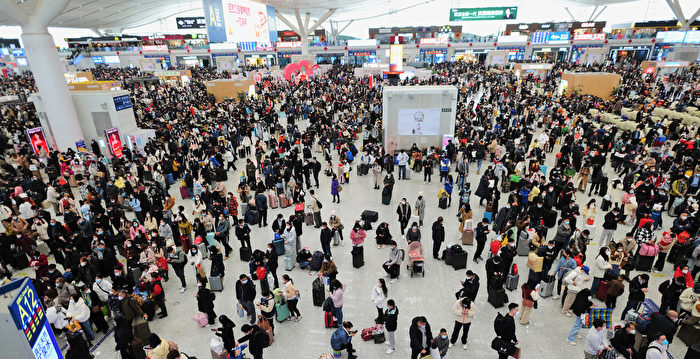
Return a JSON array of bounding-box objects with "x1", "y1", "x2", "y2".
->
[{"x1": 0, "y1": 55, "x2": 699, "y2": 359}]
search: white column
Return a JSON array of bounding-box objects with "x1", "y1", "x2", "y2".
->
[{"x1": 21, "y1": 31, "x2": 84, "y2": 150}]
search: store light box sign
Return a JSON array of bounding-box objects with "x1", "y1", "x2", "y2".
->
[{"x1": 450, "y1": 7, "x2": 517, "y2": 21}]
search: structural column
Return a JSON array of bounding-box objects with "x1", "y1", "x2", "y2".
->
[
  {"x1": 21, "y1": 31, "x2": 84, "y2": 150},
  {"x1": 0, "y1": 0, "x2": 84, "y2": 151}
]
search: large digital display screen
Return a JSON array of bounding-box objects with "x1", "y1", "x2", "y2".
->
[
  {"x1": 389, "y1": 44, "x2": 403, "y2": 72},
  {"x1": 104, "y1": 55, "x2": 121, "y2": 64},
  {"x1": 92, "y1": 56, "x2": 104, "y2": 64},
  {"x1": 450, "y1": 7, "x2": 517, "y2": 21},
  {"x1": 26, "y1": 127, "x2": 50, "y2": 155},
  {"x1": 398, "y1": 108, "x2": 440, "y2": 136},
  {"x1": 204, "y1": 0, "x2": 278, "y2": 44},
  {"x1": 105, "y1": 127, "x2": 124, "y2": 158},
  {"x1": 177, "y1": 16, "x2": 206, "y2": 29},
  {"x1": 113, "y1": 94, "x2": 132, "y2": 111}
]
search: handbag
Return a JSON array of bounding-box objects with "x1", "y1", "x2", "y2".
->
[
  {"x1": 66, "y1": 321, "x2": 82, "y2": 332},
  {"x1": 236, "y1": 303, "x2": 245, "y2": 318},
  {"x1": 337, "y1": 186, "x2": 343, "y2": 192}
]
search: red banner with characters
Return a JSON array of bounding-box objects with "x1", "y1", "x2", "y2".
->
[
  {"x1": 26, "y1": 127, "x2": 50, "y2": 156},
  {"x1": 105, "y1": 127, "x2": 123, "y2": 158}
]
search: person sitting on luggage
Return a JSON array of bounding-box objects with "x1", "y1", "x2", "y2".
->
[
  {"x1": 317, "y1": 254, "x2": 338, "y2": 283},
  {"x1": 382, "y1": 240, "x2": 402, "y2": 283},
  {"x1": 611, "y1": 322, "x2": 636, "y2": 359},
  {"x1": 330, "y1": 321, "x2": 358, "y2": 359}
]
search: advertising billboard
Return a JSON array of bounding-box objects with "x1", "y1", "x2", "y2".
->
[
  {"x1": 573, "y1": 33, "x2": 606, "y2": 41},
  {"x1": 205, "y1": 0, "x2": 278, "y2": 44},
  {"x1": 105, "y1": 127, "x2": 124, "y2": 158},
  {"x1": 26, "y1": 127, "x2": 50, "y2": 155},
  {"x1": 389, "y1": 44, "x2": 403, "y2": 72},
  {"x1": 398, "y1": 108, "x2": 441, "y2": 136},
  {"x1": 547, "y1": 32, "x2": 570, "y2": 43},
  {"x1": 348, "y1": 39, "x2": 378, "y2": 47},
  {"x1": 450, "y1": 7, "x2": 517, "y2": 21},
  {"x1": 113, "y1": 95, "x2": 132, "y2": 111},
  {"x1": 419, "y1": 37, "x2": 449, "y2": 45}
]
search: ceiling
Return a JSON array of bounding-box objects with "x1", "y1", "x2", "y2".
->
[{"x1": 0, "y1": 0, "x2": 378, "y2": 29}]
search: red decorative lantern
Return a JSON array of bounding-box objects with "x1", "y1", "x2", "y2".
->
[
  {"x1": 570, "y1": 40, "x2": 573, "y2": 44},
  {"x1": 207, "y1": 49, "x2": 211, "y2": 53},
  {"x1": 628, "y1": 39, "x2": 632, "y2": 43},
  {"x1": 604, "y1": 40, "x2": 608, "y2": 44},
  {"x1": 273, "y1": 48, "x2": 277, "y2": 51},
  {"x1": 187, "y1": 49, "x2": 190, "y2": 52},
  {"x1": 416, "y1": 44, "x2": 419, "y2": 48},
  {"x1": 493, "y1": 42, "x2": 497, "y2": 47},
  {"x1": 469, "y1": 43, "x2": 473, "y2": 47},
  {"x1": 526, "y1": 41, "x2": 530, "y2": 45},
  {"x1": 324, "y1": 46, "x2": 327, "y2": 50},
  {"x1": 651, "y1": 38, "x2": 656, "y2": 43},
  {"x1": 168, "y1": 50, "x2": 171, "y2": 54},
  {"x1": 447, "y1": 43, "x2": 451, "y2": 47},
  {"x1": 116, "y1": 51, "x2": 120, "y2": 55},
  {"x1": 344, "y1": 46, "x2": 348, "y2": 50},
  {"x1": 139, "y1": 51, "x2": 142, "y2": 54},
  {"x1": 238, "y1": 49, "x2": 241, "y2": 52},
  {"x1": 377, "y1": 45, "x2": 380, "y2": 49}
]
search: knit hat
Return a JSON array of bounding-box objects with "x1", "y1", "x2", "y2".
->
[
  {"x1": 581, "y1": 266, "x2": 590, "y2": 275},
  {"x1": 693, "y1": 282, "x2": 700, "y2": 294}
]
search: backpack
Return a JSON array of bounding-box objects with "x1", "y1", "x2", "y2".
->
[
  {"x1": 396, "y1": 249, "x2": 405, "y2": 262},
  {"x1": 635, "y1": 312, "x2": 655, "y2": 334},
  {"x1": 256, "y1": 266, "x2": 267, "y2": 281},
  {"x1": 494, "y1": 313, "x2": 505, "y2": 336},
  {"x1": 322, "y1": 297, "x2": 334, "y2": 312},
  {"x1": 256, "y1": 329, "x2": 270, "y2": 348}
]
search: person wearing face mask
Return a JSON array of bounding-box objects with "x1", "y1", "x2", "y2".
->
[
  {"x1": 65, "y1": 293, "x2": 95, "y2": 344},
  {"x1": 406, "y1": 222, "x2": 421, "y2": 244},
  {"x1": 409, "y1": 316, "x2": 433, "y2": 359},
  {"x1": 493, "y1": 303, "x2": 519, "y2": 359},
  {"x1": 673, "y1": 265, "x2": 695, "y2": 288},
  {"x1": 611, "y1": 323, "x2": 637, "y2": 359},
  {"x1": 583, "y1": 318, "x2": 610, "y2": 359},
  {"x1": 382, "y1": 172, "x2": 395, "y2": 205},
  {"x1": 129, "y1": 195, "x2": 144, "y2": 224},
  {"x1": 81, "y1": 284, "x2": 110, "y2": 334},
  {"x1": 566, "y1": 288, "x2": 593, "y2": 345},
  {"x1": 382, "y1": 241, "x2": 403, "y2": 283},
  {"x1": 552, "y1": 217, "x2": 573, "y2": 257},
  {"x1": 196, "y1": 277, "x2": 217, "y2": 325},
  {"x1": 28, "y1": 250, "x2": 49, "y2": 278},
  {"x1": 214, "y1": 214, "x2": 231, "y2": 259},
  {"x1": 644, "y1": 332, "x2": 669, "y2": 359},
  {"x1": 236, "y1": 274, "x2": 257, "y2": 325},
  {"x1": 396, "y1": 198, "x2": 411, "y2": 237}
]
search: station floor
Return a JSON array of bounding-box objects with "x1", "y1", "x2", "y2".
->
[{"x1": 12, "y1": 136, "x2": 690, "y2": 359}]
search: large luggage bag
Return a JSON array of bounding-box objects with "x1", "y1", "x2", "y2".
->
[
  {"x1": 209, "y1": 275, "x2": 223, "y2": 292},
  {"x1": 361, "y1": 210, "x2": 379, "y2": 223},
  {"x1": 488, "y1": 288, "x2": 507, "y2": 308},
  {"x1": 635, "y1": 255, "x2": 654, "y2": 272},
  {"x1": 516, "y1": 233, "x2": 530, "y2": 256},
  {"x1": 240, "y1": 247, "x2": 252, "y2": 261},
  {"x1": 132, "y1": 318, "x2": 151, "y2": 343},
  {"x1": 273, "y1": 238, "x2": 285, "y2": 255},
  {"x1": 351, "y1": 246, "x2": 364, "y2": 268},
  {"x1": 596, "y1": 280, "x2": 608, "y2": 301},
  {"x1": 279, "y1": 194, "x2": 289, "y2": 208},
  {"x1": 461, "y1": 229, "x2": 474, "y2": 245},
  {"x1": 180, "y1": 186, "x2": 191, "y2": 199},
  {"x1": 451, "y1": 251, "x2": 468, "y2": 270},
  {"x1": 305, "y1": 211, "x2": 314, "y2": 226},
  {"x1": 324, "y1": 311, "x2": 334, "y2": 328},
  {"x1": 130, "y1": 338, "x2": 147, "y2": 359},
  {"x1": 11, "y1": 251, "x2": 29, "y2": 270},
  {"x1": 268, "y1": 192, "x2": 278, "y2": 209},
  {"x1": 312, "y1": 278, "x2": 325, "y2": 306},
  {"x1": 275, "y1": 301, "x2": 290, "y2": 322},
  {"x1": 539, "y1": 276, "x2": 556, "y2": 298},
  {"x1": 506, "y1": 273, "x2": 520, "y2": 291}
]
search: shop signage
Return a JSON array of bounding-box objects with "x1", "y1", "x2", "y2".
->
[
  {"x1": 176, "y1": 17, "x2": 206, "y2": 29},
  {"x1": 573, "y1": 33, "x2": 606, "y2": 41},
  {"x1": 449, "y1": 7, "x2": 518, "y2": 21}
]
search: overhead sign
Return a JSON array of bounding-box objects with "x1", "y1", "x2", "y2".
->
[
  {"x1": 276, "y1": 41, "x2": 301, "y2": 48},
  {"x1": 419, "y1": 37, "x2": 449, "y2": 45},
  {"x1": 113, "y1": 94, "x2": 132, "y2": 111},
  {"x1": 547, "y1": 32, "x2": 570, "y2": 43},
  {"x1": 7, "y1": 279, "x2": 63, "y2": 359},
  {"x1": 347, "y1": 39, "x2": 378, "y2": 47},
  {"x1": 573, "y1": 33, "x2": 606, "y2": 41},
  {"x1": 389, "y1": 44, "x2": 403, "y2": 72},
  {"x1": 497, "y1": 35, "x2": 528, "y2": 43},
  {"x1": 142, "y1": 45, "x2": 169, "y2": 51},
  {"x1": 177, "y1": 17, "x2": 206, "y2": 29},
  {"x1": 92, "y1": 56, "x2": 103, "y2": 64},
  {"x1": 449, "y1": 7, "x2": 517, "y2": 21}
]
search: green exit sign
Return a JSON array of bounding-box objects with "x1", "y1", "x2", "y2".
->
[{"x1": 449, "y1": 7, "x2": 518, "y2": 21}]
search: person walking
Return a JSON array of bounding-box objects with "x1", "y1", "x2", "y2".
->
[
  {"x1": 567, "y1": 288, "x2": 594, "y2": 345},
  {"x1": 415, "y1": 192, "x2": 426, "y2": 227},
  {"x1": 236, "y1": 274, "x2": 257, "y2": 325},
  {"x1": 473, "y1": 218, "x2": 490, "y2": 263},
  {"x1": 371, "y1": 278, "x2": 388, "y2": 324},
  {"x1": 331, "y1": 175, "x2": 340, "y2": 203},
  {"x1": 431, "y1": 217, "x2": 445, "y2": 259},
  {"x1": 449, "y1": 297, "x2": 475, "y2": 350},
  {"x1": 281, "y1": 274, "x2": 302, "y2": 321},
  {"x1": 519, "y1": 279, "x2": 538, "y2": 325},
  {"x1": 235, "y1": 219, "x2": 252, "y2": 249},
  {"x1": 196, "y1": 276, "x2": 217, "y2": 325},
  {"x1": 383, "y1": 299, "x2": 399, "y2": 354},
  {"x1": 396, "y1": 198, "x2": 411, "y2": 237},
  {"x1": 238, "y1": 323, "x2": 268, "y2": 359},
  {"x1": 409, "y1": 316, "x2": 433, "y2": 359}
]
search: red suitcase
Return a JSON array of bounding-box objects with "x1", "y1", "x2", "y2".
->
[
  {"x1": 596, "y1": 280, "x2": 608, "y2": 301},
  {"x1": 180, "y1": 186, "x2": 190, "y2": 199},
  {"x1": 324, "y1": 311, "x2": 334, "y2": 328}
]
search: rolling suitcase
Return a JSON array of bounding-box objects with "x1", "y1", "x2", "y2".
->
[
  {"x1": 268, "y1": 191, "x2": 278, "y2": 208},
  {"x1": 209, "y1": 275, "x2": 223, "y2": 292},
  {"x1": 438, "y1": 197, "x2": 448, "y2": 209},
  {"x1": 312, "y1": 277, "x2": 325, "y2": 306},
  {"x1": 451, "y1": 252, "x2": 468, "y2": 270},
  {"x1": 284, "y1": 256, "x2": 294, "y2": 270},
  {"x1": 516, "y1": 233, "x2": 530, "y2": 256},
  {"x1": 324, "y1": 311, "x2": 335, "y2": 328},
  {"x1": 275, "y1": 301, "x2": 290, "y2": 322},
  {"x1": 279, "y1": 194, "x2": 289, "y2": 208},
  {"x1": 506, "y1": 274, "x2": 519, "y2": 291},
  {"x1": 539, "y1": 276, "x2": 555, "y2": 298},
  {"x1": 11, "y1": 251, "x2": 29, "y2": 270},
  {"x1": 461, "y1": 229, "x2": 474, "y2": 245},
  {"x1": 361, "y1": 210, "x2": 379, "y2": 223},
  {"x1": 240, "y1": 247, "x2": 252, "y2": 261},
  {"x1": 351, "y1": 246, "x2": 364, "y2": 268},
  {"x1": 132, "y1": 318, "x2": 151, "y2": 343},
  {"x1": 484, "y1": 211, "x2": 493, "y2": 223},
  {"x1": 180, "y1": 186, "x2": 190, "y2": 199},
  {"x1": 635, "y1": 255, "x2": 654, "y2": 272},
  {"x1": 488, "y1": 288, "x2": 507, "y2": 308},
  {"x1": 258, "y1": 316, "x2": 274, "y2": 346},
  {"x1": 131, "y1": 338, "x2": 147, "y2": 359},
  {"x1": 273, "y1": 238, "x2": 285, "y2": 255},
  {"x1": 596, "y1": 280, "x2": 608, "y2": 301},
  {"x1": 305, "y1": 211, "x2": 314, "y2": 226},
  {"x1": 129, "y1": 265, "x2": 143, "y2": 284}
]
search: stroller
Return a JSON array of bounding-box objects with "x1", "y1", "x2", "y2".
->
[{"x1": 407, "y1": 241, "x2": 425, "y2": 277}]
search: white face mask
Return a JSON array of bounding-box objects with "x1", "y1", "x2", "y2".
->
[{"x1": 629, "y1": 330, "x2": 636, "y2": 335}]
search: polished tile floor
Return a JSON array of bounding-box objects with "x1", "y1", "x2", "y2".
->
[{"x1": 14, "y1": 134, "x2": 689, "y2": 359}]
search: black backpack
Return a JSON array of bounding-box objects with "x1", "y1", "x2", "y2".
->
[
  {"x1": 494, "y1": 313, "x2": 505, "y2": 336},
  {"x1": 256, "y1": 329, "x2": 270, "y2": 348}
]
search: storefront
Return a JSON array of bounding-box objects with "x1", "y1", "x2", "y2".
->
[
  {"x1": 348, "y1": 50, "x2": 377, "y2": 65},
  {"x1": 570, "y1": 44, "x2": 603, "y2": 63},
  {"x1": 211, "y1": 53, "x2": 239, "y2": 66},
  {"x1": 244, "y1": 54, "x2": 276, "y2": 66},
  {"x1": 651, "y1": 43, "x2": 674, "y2": 61},
  {"x1": 496, "y1": 47, "x2": 525, "y2": 61},
  {"x1": 143, "y1": 54, "x2": 171, "y2": 69},
  {"x1": 531, "y1": 47, "x2": 569, "y2": 62},
  {"x1": 278, "y1": 51, "x2": 301, "y2": 66},
  {"x1": 420, "y1": 48, "x2": 448, "y2": 64},
  {"x1": 174, "y1": 55, "x2": 210, "y2": 67},
  {"x1": 609, "y1": 45, "x2": 651, "y2": 63},
  {"x1": 455, "y1": 50, "x2": 488, "y2": 63},
  {"x1": 315, "y1": 53, "x2": 345, "y2": 65}
]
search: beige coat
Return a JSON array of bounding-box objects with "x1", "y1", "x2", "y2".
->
[{"x1": 453, "y1": 299, "x2": 475, "y2": 324}]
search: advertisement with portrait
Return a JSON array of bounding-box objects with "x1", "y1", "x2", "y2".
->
[
  {"x1": 26, "y1": 127, "x2": 50, "y2": 156},
  {"x1": 105, "y1": 127, "x2": 124, "y2": 158},
  {"x1": 397, "y1": 108, "x2": 441, "y2": 135}
]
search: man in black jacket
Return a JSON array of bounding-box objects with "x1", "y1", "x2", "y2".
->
[
  {"x1": 611, "y1": 323, "x2": 636, "y2": 359},
  {"x1": 431, "y1": 217, "x2": 445, "y2": 259},
  {"x1": 646, "y1": 311, "x2": 678, "y2": 344},
  {"x1": 473, "y1": 218, "x2": 490, "y2": 263},
  {"x1": 485, "y1": 255, "x2": 505, "y2": 291},
  {"x1": 408, "y1": 316, "x2": 433, "y2": 359},
  {"x1": 494, "y1": 303, "x2": 519, "y2": 359},
  {"x1": 319, "y1": 222, "x2": 332, "y2": 256},
  {"x1": 239, "y1": 323, "x2": 268, "y2": 359},
  {"x1": 271, "y1": 214, "x2": 286, "y2": 234},
  {"x1": 620, "y1": 273, "x2": 648, "y2": 320},
  {"x1": 236, "y1": 274, "x2": 257, "y2": 325},
  {"x1": 599, "y1": 207, "x2": 622, "y2": 248},
  {"x1": 235, "y1": 220, "x2": 252, "y2": 249},
  {"x1": 459, "y1": 270, "x2": 480, "y2": 301}
]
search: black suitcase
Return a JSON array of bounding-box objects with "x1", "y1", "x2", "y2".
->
[
  {"x1": 351, "y1": 246, "x2": 364, "y2": 268},
  {"x1": 382, "y1": 193, "x2": 391, "y2": 205},
  {"x1": 451, "y1": 251, "x2": 467, "y2": 270},
  {"x1": 361, "y1": 210, "x2": 379, "y2": 223},
  {"x1": 312, "y1": 278, "x2": 325, "y2": 306},
  {"x1": 240, "y1": 247, "x2": 252, "y2": 262},
  {"x1": 488, "y1": 288, "x2": 507, "y2": 308},
  {"x1": 506, "y1": 273, "x2": 520, "y2": 291},
  {"x1": 635, "y1": 255, "x2": 654, "y2": 272},
  {"x1": 439, "y1": 197, "x2": 448, "y2": 209},
  {"x1": 543, "y1": 209, "x2": 558, "y2": 228},
  {"x1": 11, "y1": 251, "x2": 29, "y2": 270}
]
